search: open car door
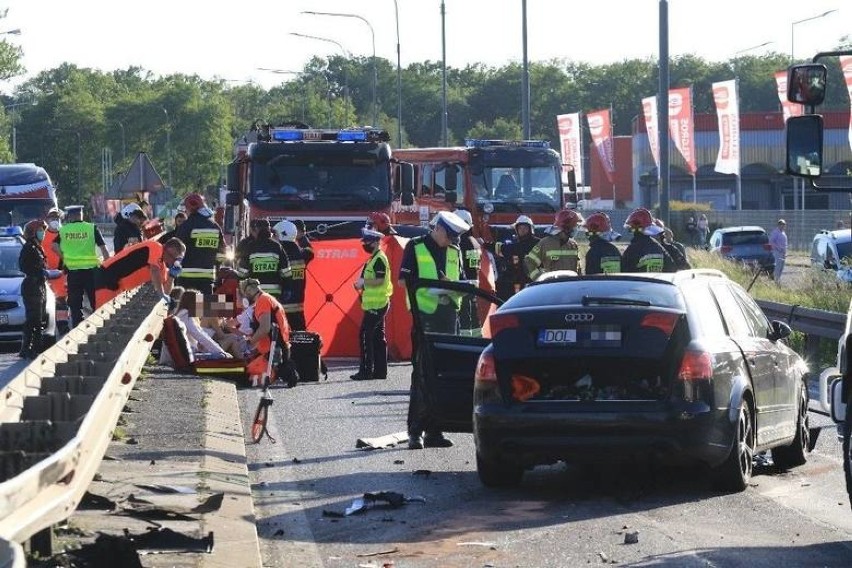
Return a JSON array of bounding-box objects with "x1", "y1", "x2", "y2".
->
[{"x1": 409, "y1": 279, "x2": 502, "y2": 433}]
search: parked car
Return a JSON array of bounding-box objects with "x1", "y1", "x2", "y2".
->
[
  {"x1": 0, "y1": 226, "x2": 57, "y2": 345},
  {"x1": 411, "y1": 269, "x2": 810, "y2": 491},
  {"x1": 810, "y1": 229, "x2": 852, "y2": 282},
  {"x1": 708, "y1": 226, "x2": 774, "y2": 271}
]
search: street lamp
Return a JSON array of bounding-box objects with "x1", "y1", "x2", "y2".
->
[
  {"x1": 791, "y1": 9, "x2": 838, "y2": 63},
  {"x1": 0, "y1": 29, "x2": 21, "y2": 36},
  {"x1": 733, "y1": 41, "x2": 774, "y2": 56},
  {"x1": 161, "y1": 107, "x2": 172, "y2": 189},
  {"x1": 521, "y1": 0, "x2": 530, "y2": 139},
  {"x1": 290, "y1": 32, "x2": 352, "y2": 122},
  {"x1": 302, "y1": 10, "x2": 377, "y2": 127},
  {"x1": 392, "y1": 0, "x2": 402, "y2": 147},
  {"x1": 440, "y1": 0, "x2": 447, "y2": 146}
]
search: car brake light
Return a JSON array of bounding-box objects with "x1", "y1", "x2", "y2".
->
[
  {"x1": 678, "y1": 351, "x2": 713, "y2": 381},
  {"x1": 720, "y1": 245, "x2": 732, "y2": 254},
  {"x1": 511, "y1": 375, "x2": 540, "y2": 401},
  {"x1": 474, "y1": 352, "x2": 497, "y2": 383},
  {"x1": 762, "y1": 244, "x2": 772, "y2": 251},
  {"x1": 640, "y1": 312, "x2": 679, "y2": 336},
  {"x1": 487, "y1": 313, "x2": 520, "y2": 337}
]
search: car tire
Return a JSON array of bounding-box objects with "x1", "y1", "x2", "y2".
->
[
  {"x1": 476, "y1": 453, "x2": 523, "y2": 488},
  {"x1": 714, "y1": 400, "x2": 755, "y2": 493},
  {"x1": 772, "y1": 382, "x2": 810, "y2": 469},
  {"x1": 844, "y1": 393, "x2": 852, "y2": 510}
]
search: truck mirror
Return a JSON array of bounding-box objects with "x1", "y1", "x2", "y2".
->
[
  {"x1": 444, "y1": 190, "x2": 458, "y2": 204},
  {"x1": 226, "y1": 163, "x2": 240, "y2": 195},
  {"x1": 563, "y1": 165, "x2": 577, "y2": 193},
  {"x1": 401, "y1": 190, "x2": 415, "y2": 206},
  {"x1": 444, "y1": 165, "x2": 459, "y2": 192},
  {"x1": 399, "y1": 163, "x2": 414, "y2": 193},
  {"x1": 224, "y1": 191, "x2": 241, "y2": 206},
  {"x1": 223, "y1": 204, "x2": 236, "y2": 235},
  {"x1": 787, "y1": 64, "x2": 827, "y2": 106},
  {"x1": 786, "y1": 115, "x2": 824, "y2": 178}
]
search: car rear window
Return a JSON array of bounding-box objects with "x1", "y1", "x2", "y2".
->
[
  {"x1": 837, "y1": 241, "x2": 852, "y2": 261},
  {"x1": 506, "y1": 278, "x2": 685, "y2": 310},
  {"x1": 722, "y1": 231, "x2": 768, "y2": 246}
]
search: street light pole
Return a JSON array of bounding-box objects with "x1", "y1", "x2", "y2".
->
[
  {"x1": 75, "y1": 131, "x2": 82, "y2": 200},
  {"x1": 441, "y1": 0, "x2": 448, "y2": 146},
  {"x1": 161, "y1": 107, "x2": 172, "y2": 189},
  {"x1": 521, "y1": 0, "x2": 530, "y2": 139},
  {"x1": 290, "y1": 32, "x2": 352, "y2": 123},
  {"x1": 393, "y1": 0, "x2": 402, "y2": 147},
  {"x1": 733, "y1": 41, "x2": 774, "y2": 57}
]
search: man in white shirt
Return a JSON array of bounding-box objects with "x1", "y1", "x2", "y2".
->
[{"x1": 769, "y1": 219, "x2": 788, "y2": 284}]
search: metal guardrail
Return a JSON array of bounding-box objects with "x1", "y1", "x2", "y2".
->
[
  {"x1": 0, "y1": 286, "x2": 164, "y2": 563},
  {"x1": 756, "y1": 300, "x2": 847, "y2": 340}
]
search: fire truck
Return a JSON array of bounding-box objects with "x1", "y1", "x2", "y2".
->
[
  {"x1": 223, "y1": 122, "x2": 416, "y2": 244},
  {"x1": 392, "y1": 139, "x2": 577, "y2": 242}
]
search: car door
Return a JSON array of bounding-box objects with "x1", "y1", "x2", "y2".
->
[
  {"x1": 710, "y1": 282, "x2": 779, "y2": 445},
  {"x1": 409, "y1": 278, "x2": 502, "y2": 433}
]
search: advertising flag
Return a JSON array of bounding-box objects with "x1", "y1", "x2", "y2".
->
[
  {"x1": 667, "y1": 87, "x2": 697, "y2": 175},
  {"x1": 774, "y1": 70, "x2": 804, "y2": 122},
  {"x1": 712, "y1": 79, "x2": 741, "y2": 176},
  {"x1": 641, "y1": 96, "x2": 660, "y2": 168},
  {"x1": 586, "y1": 109, "x2": 615, "y2": 184},
  {"x1": 556, "y1": 113, "x2": 584, "y2": 185},
  {"x1": 841, "y1": 56, "x2": 852, "y2": 152}
]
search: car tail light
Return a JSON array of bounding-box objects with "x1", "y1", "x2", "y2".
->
[
  {"x1": 640, "y1": 312, "x2": 679, "y2": 336},
  {"x1": 678, "y1": 350, "x2": 713, "y2": 381},
  {"x1": 511, "y1": 375, "x2": 540, "y2": 401},
  {"x1": 762, "y1": 244, "x2": 772, "y2": 251},
  {"x1": 487, "y1": 313, "x2": 520, "y2": 337},
  {"x1": 720, "y1": 245, "x2": 732, "y2": 254},
  {"x1": 474, "y1": 352, "x2": 497, "y2": 383}
]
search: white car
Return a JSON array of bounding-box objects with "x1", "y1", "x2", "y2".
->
[
  {"x1": 0, "y1": 228, "x2": 57, "y2": 345},
  {"x1": 810, "y1": 229, "x2": 852, "y2": 283}
]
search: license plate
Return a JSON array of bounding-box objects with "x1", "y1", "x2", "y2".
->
[
  {"x1": 0, "y1": 314, "x2": 8, "y2": 325},
  {"x1": 538, "y1": 328, "x2": 576, "y2": 346}
]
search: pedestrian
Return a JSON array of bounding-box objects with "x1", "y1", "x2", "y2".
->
[
  {"x1": 272, "y1": 220, "x2": 308, "y2": 331},
  {"x1": 399, "y1": 210, "x2": 468, "y2": 450},
  {"x1": 524, "y1": 209, "x2": 584, "y2": 281},
  {"x1": 174, "y1": 192, "x2": 226, "y2": 295},
  {"x1": 653, "y1": 219, "x2": 692, "y2": 270},
  {"x1": 686, "y1": 215, "x2": 697, "y2": 247},
  {"x1": 239, "y1": 278, "x2": 292, "y2": 388},
  {"x1": 697, "y1": 214, "x2": 709, "y2": 248},
  {"x1": 52, "y1": 205, "x2": 111, "y2": 328},
  {"x1": 94, "y1": 237, "x2": 186, "y2": 308},
  {"x1": 113, "y1": 202, "x2": 147, "y2": 253},
  {"x1": 158, "y1": 211, "x2": 186, "y2": 244},
  {"x1": 351, "y1": 227, "x2": 392, "y2": 381},
  {"x1": 769, "y1": 219, "x2": 788, "y2": 284},
  {"x1": 621, "y1": 208, "x2": 676, "y2": 273},
  {"x1": 583, "y1": 212, "x2": 622, "y2": 275},
  {"x1": 18, "y1": 220, "x2": 60, "y2": 359},
  {"x1": 237, "y1": 219, "x2": 291, "y2": 297}
]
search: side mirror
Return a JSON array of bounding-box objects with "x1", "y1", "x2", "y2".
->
[
  {"x1": 786, "y1": 115, "x2": 824, "y2": 178},
  {"x1": 223, "y1": 204, "x2": 236, "y2": 235},
  {"x1": 399, "y1": 162, "x2": 414, "y2": 193},
  {"x1": 787, "y1": 64, "x2": 827, "y2": 106},
  {"x1": 224, "y1": 191, "x2": 241, "y2": 206},
  {"x1": 226, "y1": 162, "x2": 240, "y2": 194},
  {"x1": 769, "y1": 320, "x2": 792, "y2": 341},
  {"x1": 401, "y1": 190, "x2": 415, "y2": 207},
  {"x1": 444, "y1": 165, "x2": 459, "y2": 192},
  {"x1": 444, "y1": 190, "x2": 458, "y2": 204}
]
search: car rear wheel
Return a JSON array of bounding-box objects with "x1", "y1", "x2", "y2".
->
[
  {"x1": 714, "y1": 400, "x2": 755, "y2": 492},
  {"x1": 772, "y1": 383, "x2": 810, "y2": 469},
  {"x1": 476, "y1": 453, "x2": 523, "y2": 488}
]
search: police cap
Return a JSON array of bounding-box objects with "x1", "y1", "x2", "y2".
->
[{"x1": 432, "y1": 211, "x2": 470, "y2": 238}]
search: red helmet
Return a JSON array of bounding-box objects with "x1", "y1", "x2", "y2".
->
[
  {"x1": 554, "y1": 209, "x2": 584, "y2": 232},
  {"x1": 182, "y1": 192, "x2": 206, "y2": 213},
  {"x1": 23, "y1": 219, "x2": 46, "y2": 239},
  {"x1": 367, "y1": 211, "x2": 393, "y2": 234},
  {"x1": 584, "y1": 212, "x2": 612, "y2": 234},
  {"x1": 624, "y1": 208, "x2": 655, "y2": 231}
]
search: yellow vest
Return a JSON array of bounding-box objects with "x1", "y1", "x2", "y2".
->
[
  {"x1": 362, "y1": 250, "x2": 392, "y2": 310},
  {"x1": 59, "y1": 222, "x2": 99, "y2": 270},
  {"x1": 413, "y1": 241, "x2": 461, "y2": 313}
]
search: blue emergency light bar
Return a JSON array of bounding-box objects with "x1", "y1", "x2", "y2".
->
[
  {"x1": 465, "y1": 139, "x2": 550, "y2": 149},
  {"x1": 0, "y1": 226, "x2": 23, "y2": 237},
  {"x1": 269, "y1": 127, "x2": 390, "y2": 143}
]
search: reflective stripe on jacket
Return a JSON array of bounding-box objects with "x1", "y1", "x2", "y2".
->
[
  {"x1": 362, "y1": 250, "x2": 392, "y2": 310},
  {"x1": 414, "y1": 242, "x2": 460, "y2": 314},
  {"x1": 524, "y1": 234, "x2": 579, "y2": 280}
]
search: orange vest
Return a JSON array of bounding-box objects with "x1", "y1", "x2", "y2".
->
[
  {"x1": 95, "y1": 241, "x2": 165, "y2": 309},
  {"x1": 41, "y1": 230, "x2": 67, "y2": 299}
]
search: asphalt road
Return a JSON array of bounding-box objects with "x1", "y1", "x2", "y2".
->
[{"x1": 239, "y1": 361, "x2": 852, "y2": 568}]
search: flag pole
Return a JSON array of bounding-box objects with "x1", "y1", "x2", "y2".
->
[
  {"x1": 610, "y1": 102, "x2": 616, "y2": 205},
  {"x1": 690, "y1": 86, "x2": 697, "y2": 203}
]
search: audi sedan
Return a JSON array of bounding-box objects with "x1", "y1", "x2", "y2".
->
[{"x1": 410, "y1": 269, "x2": 810, "y2": 491}]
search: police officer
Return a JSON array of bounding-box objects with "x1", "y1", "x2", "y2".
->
[
  {"x1": 399, "y1": 210, "x2": 468, "y2": 450},
  {"x1": 238, "y1": 219, "x2": 291, "y2": 297},
  {"x1": 653, "y1": 219, "x2": 692, "y2": 270},
  {"x1": 114, "y1": 202, "x2": 147, "y2": 253},
  {"x1": 583, "y1": 212, "x2": 623, "y2": 275},
  {"x1": 272, "y1": 220, "x2": 308, "y2": 331},
  {"x1": 52, "y1": 205, "x2": 110, "y2": 328},
  {"x1": 351, "y1": 228, "x2": 393, "y2": 381},
  {"x1": 19, "y1": 220, "x2": 59, "y2": 359},
  {"x1": 174, "y1": 192, "x2": 226, "y2": 295},
  {"x1": 525, "y1": 209, "x2": 584, "y2": 280},
  {"x1": 621, "y1": 208, "x2": 676, "y2": 273},
  {"x1": 487, "y1": 215, "x2": 539, "y2": 300}
]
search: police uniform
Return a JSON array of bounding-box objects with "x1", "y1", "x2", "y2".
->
[
  {"x1": 621, "y1": 233, "x2": 676, "y2": 273},
  {"x1": 585, "y1": 236, "x2": 622, "y2": 275},
  {"x1": 18, "y1": 233, "x2": 47, "y2": 358},
  {"x1": 175, "y1": 210, "x2": 226, "y2": 295},
  {"x1": 524, "y1": 233, "x2": 580, "y2": 280},
  {"x1": 352, "y1": 228, "x2": 393, "y2": 381},
  {"x1": 55, "y1": 207, "x2": 108, "y2": 327}
]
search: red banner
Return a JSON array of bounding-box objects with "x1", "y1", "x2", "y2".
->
[
  {"x1": 774, "y1": 70, "x2": 804, "y2": 123},
  {"x1": 641, "y1": 96, "x2": 660, "y2": 168},
  {"x1": 586, "y1": 109, "x2": 615, "y2": 184},
  {"x1": 556, "y1": 113, "x2": 584, "y2": 185},
  {"x1": 841, "y1": 56, "x2": 852, "y2": 153},
  {"x1": 667, "y1": 87, "x2": 696, "y2": 174}
]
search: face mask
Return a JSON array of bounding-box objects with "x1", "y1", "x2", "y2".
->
[
  {"x1": 48, "y1": 220, "x2": 61, "y2": 230},
  {"x1": 361, "y1": 243, "x2": 375, "y2": 253},
  {"x1": 36, "y1": 230, "x2": 45, "y2": 241},
  {"x1": 241, "y1": 297, "x2": 250, "y2": 309}
]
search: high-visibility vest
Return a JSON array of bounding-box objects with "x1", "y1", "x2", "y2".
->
[
  {"x1": 59, "y1": 222, "x2": 99, "y2": 270},
  {"x1": 414, "y1": 242, "x2": 460, "y2": 314},
  {"x1": 361, "y1": 250, "x2": 392, "y2": 310}
]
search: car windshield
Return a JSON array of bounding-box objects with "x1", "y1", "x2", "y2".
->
[
  {"x1": 474, "y1": 166, "x2": 560, "y2": 214},
  {"x1": 503, "y1": 278, "x2": 686, "y2": 311},
  {"x1": 0, "y1": 241, "x2": 23, "y2": 277},
  {"x1": 722, "y1": 231, "x2": 767, "y2": 246}
]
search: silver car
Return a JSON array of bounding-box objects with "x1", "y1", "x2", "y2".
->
[{"x1": 0, "y1": 230, "x2": 57, "y2": 344}]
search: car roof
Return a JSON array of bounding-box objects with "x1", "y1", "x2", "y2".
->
[
  {"x1": 0, "y1": 236, "x2": 22, "y2": 246},
  {"x1": 530, "y1": 268, "x2": 728, "y2": 288},
  {"x1": 715, "y1": 226, "x2": 766, "y2": 234},
  {"x1": 814, "y1": 229, "x2": 852, "y2": 243}
]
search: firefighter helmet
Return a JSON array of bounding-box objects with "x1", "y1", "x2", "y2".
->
[
  {"x1": 584, "y1": 212, "x2": 612, "y2": 234},
  {"x1": 512, "y1": 215, "x2": 534, "y2": 229},
  {"x1": 23, "y1": 219, "x2": 46, "y2": 239},
  {"x1": 182, "y1": 192, "x2": 206, "y2": 213},
  {"x1": 554, "y1": 209, "x2": 584, "y2": 232},
  {"x1": 367, "y1": 211, "x2": 393, "y2": 234},
  {"x1": 121, "y1": 202, "x2": 145, "y2": 220},
  {"x1": 624, "y1": 208, "x2": 655, "y2": 231},
  {"x1": 273, "y1": 220, "x2": 298, "y2": 242}
]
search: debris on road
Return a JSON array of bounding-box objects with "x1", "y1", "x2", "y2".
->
[
  {"x1": 356, "y1": 431, "x2": 409, "y2": 450},
  {"x1": 457, "y1": 541, "x2": 496, "y2": 548},
  {"x1": 356, "y1": 548, "x2": 399, "y2": 557},
  {"x1": 342, "y1": 491, "x2": 426, "y2": 516},
  {"x1": 623, "y1": 531, "x2": 639, "y2": 544},
  {"x1": 124, "y1": 527, "x2": 214, "y2": 554}
]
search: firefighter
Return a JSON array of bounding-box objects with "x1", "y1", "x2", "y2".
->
[
  {"x1": 238, "y1": 219, "x2": 291, "y2": 297},
  {"x1": 367, "y1": 211, "x2": 397, "y2": 236},
  {"x1": 653, "y1": 219, "x2": 692, "y2": 270},
  {"x1": 158, "y1": 211, "x2": 186, "y2": 244},
  {"x1": 240, "y1": 278, "x2": 291, "y2": 388},
  {"x1": 453, "y1": 209, "x2": 482, "y2": 334},
  {"x1": 174, "y1": 192, "x2": 226, "y2": 295},
  {"x1": 293, "y1": 219, "x2": 315, "y2": 265},
  {"x1": 486, "y1": 214, "x2": 539, "y2": 300},
  {"x1": 113, "y1": 202, "x2": 147, "y2": 253},
  {"x1": 272, "y1": 220, "x2": 308, "y2": 331},
  {"x1": 18, "y1": 220, "x2": 60, "y2": 359},
  {"x1": 399, "y1": 210, "x2": 468, "y2": 450},
  {"x1": 52, "y1": 205, "x2": 110, "y2": 328},
  {"x1": 234, "y1": 218, "x2": 264, "y2": 268},
  {"x1": 524, "y1": 209, "x2": 584, "y2": 281},
  {"x1": 583, "y1": 212, "x2": 623, "y2": 275},
  {"x1": 351, "y1": 228, "x2": 393, "y2": 381},
  {"x1": 621, "y1": 208, "x2": 676, "y2": 273}
]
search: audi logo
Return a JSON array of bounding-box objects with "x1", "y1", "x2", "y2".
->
[{"x1": 565, "y1": 313, "x2": 594, "y2": 323}]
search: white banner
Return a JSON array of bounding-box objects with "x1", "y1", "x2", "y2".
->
[
  {"x1": 712, "y1": 79, "x2": 740, "y2": 176},
  {"x1": 641, "y1": 96, "x2": 659, "y2": 168},
  {"x1": 841, "y1": 56, "x2": 852, "y2": 153},
  {"x1": 668, "y1": 87, "x2": 697, "y2": 174},
  {"x1": 556, "y1": 113, "x2": 584, "y2": 185}
]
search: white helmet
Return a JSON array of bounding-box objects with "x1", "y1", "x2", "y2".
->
[
  {"x1": 273, "y1": 220, "x2": 298, "y2": 242},
  {"x1": 121, "y1": 202, "x2": 144, "y2": 220},
  {"x1": 454, "y1": 209, "x2": 473, "y2": 226},
  {"x1": 513, "y1": 215, "x2": 534, "y2": 229}
]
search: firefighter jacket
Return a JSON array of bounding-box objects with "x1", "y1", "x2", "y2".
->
[
  {"x1": 458, "y1": 233, "x2": 482, "y2": 281},
  {"x1": 660, "y1": 239, "x2": 691, "y2": 270},
  {"x1": 238, "y1": 237, "x2": 291, "y2": 296},
  {"x1": 621, "y1": 233, "x2": 676, "y2": 273},
  {"x1": 279, "y1": 240, "x2": 307, "y2": 313},
  {"x1": 585, "y1": 237, "x2": 623, "y2": 275},
  {"x1": 174, "y1": 213, "x2": 226, "y2": 282},
  {"x1": 360, "y1": 249, "x2": 392, "y2": 310},
  {"x1": 490, "y1": 234, "x2": 539, "y2": 286},
  {"x1": 524, "y1": 233, "x2": 580, "y2": 281},
  {"x1": 113, "y1": 213, "x2": 143, "y2": 254}
]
